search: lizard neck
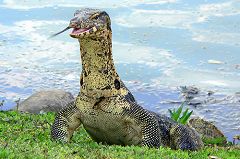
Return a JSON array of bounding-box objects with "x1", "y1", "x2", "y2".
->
[{"x1": 78, "y1": 29, "x2": 127, "y2": 98}]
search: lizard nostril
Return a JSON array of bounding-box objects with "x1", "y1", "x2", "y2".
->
[
  {"x1": 69, "y1": 22, "x2": 77, "y2": 28},
  {"x1": 69, "y1": 20, "x2": 79, "y2": 28}
]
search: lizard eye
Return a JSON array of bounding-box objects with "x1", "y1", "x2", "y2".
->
[{"x1": 90, "y1": 13, "x2": 100, "y2": 20}]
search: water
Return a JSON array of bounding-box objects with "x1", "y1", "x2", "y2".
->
[{"x1": 0, "y1": 0, "x2": 239, "y2": 141}]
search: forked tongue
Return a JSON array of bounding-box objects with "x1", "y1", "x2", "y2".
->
[{"x1": 49, "y1": 26, "x2": 71, "y2": 38}]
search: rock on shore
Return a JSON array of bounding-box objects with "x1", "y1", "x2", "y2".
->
[{"x1": 15, "y1": 90, "x2": 74, "y2": 114}]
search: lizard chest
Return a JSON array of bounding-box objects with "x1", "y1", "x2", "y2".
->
[{"x1": 76, "y1": 96, "x2": 142, "y2": 145}]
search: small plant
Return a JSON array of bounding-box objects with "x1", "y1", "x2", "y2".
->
[{"x1": 168, "y1": 102, "x2": 193, "y2": 125}]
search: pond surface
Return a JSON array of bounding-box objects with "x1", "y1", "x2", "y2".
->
[{"x1": 0, "y1": 0, "x2": 239, "y2": 141}]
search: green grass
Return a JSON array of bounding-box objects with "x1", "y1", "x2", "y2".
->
[
  {"x1": 0, "y1": 111, "x2": 239, "y2": 159},
  {"x1": 202, "y1": 137, "x2": 228, "y2": 146}
]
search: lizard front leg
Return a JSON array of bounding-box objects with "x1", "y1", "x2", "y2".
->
[
  {"x1": 51, "y1": 102, "x2": 82, "y2": 142},
  {"x1": 123, "y1": 102, "x2": 161, "y2": 147}
]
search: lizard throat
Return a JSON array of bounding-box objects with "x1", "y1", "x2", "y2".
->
[{"x1": 78, "y1": 30, "x2": 127, "y2": 98}]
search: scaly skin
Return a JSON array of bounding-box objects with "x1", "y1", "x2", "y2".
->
[{"x1": 51, "y1": 8, "x2": 203, "y2": 150}]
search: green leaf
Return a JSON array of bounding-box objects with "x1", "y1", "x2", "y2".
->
[
  {"x1": 179, "y1": 108, "x2": 189, "y2": 124},
  {"x1": 168, "y1": 109, "x2": 173, "y2": 116},
  {"x1": 174, "y1": 104, "x2": 183, "y2": 122},
  {"x1": 180, "y1": 110, "x2": 193, "y2": 124},
  {"x1": 171, "y1": 110, "x2": 179, "y2": 121},
  {"x1": 181, "y1": 108, "x2": 189, "y2": 119}
]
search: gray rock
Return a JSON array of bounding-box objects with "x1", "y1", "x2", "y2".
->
[
  {"x1": 15, "y1": 90, "x2": 74, "y2": 114},
  {"x1": 179, "y1": 86, "x2": 200, "y2": 97},
  {"x1": 188, "y1": 117, "x2": 227, "y2": 144},
  {"x1": 179, "y1": 85, "x2": 219, "y2": 106}
]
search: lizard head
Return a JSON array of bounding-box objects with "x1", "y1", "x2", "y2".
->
[{"x1": 69, "y1": 8, "x2": 111, "y2": 39}]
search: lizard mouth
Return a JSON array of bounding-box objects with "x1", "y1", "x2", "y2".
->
[
  {"x1": 70, "y1": 27, "x2": 95, "y2": 38},
  {"x1": 71, "y1": 28, "x2": 90, "y2": 35}
]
